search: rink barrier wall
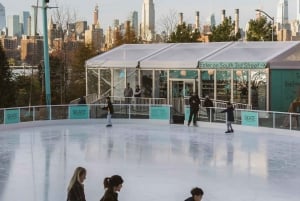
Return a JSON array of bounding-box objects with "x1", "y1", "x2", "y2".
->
[{"x1": 0, "y1": 104, "x2": 299, "y2": 131}]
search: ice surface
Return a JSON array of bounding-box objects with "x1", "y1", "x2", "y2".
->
[{"x1": 0, "y1": 119, "x2": 299, "y2": 201}]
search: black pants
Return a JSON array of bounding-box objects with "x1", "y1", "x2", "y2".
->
[{"x1": 188, "y1": 108, "x2": 199, "y2": 124}]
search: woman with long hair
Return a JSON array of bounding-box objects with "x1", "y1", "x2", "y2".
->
[
  {"x1": 100, "y1": 175, "x2": 124, "y2": 201},
  {"x1": 67, "y1": 167, "x2": 87, "y2": 201}
]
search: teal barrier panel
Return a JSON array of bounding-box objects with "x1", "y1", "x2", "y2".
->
[
  {"x1": 4, "y1": 109, "x2": 20, "y2": 124},
  {"x1": 185, "y1": 107, "x2": 190, "y2": 121},
  {"x1": 69, "y1": 105, "x2": 90, "y2": 119},
  {"x1": 241, "y1": 111, "x2": 258, "y2": 127},
  {"x1": 150, "y1": 106, "x2": 170, "y2": 120}
]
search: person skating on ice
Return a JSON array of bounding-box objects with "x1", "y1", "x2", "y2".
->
[{"x1": 220, "y1": 102, "x2": 235, "y2": 133}]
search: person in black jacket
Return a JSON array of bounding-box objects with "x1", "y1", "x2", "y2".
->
[
  {"x1": 184, "y1": 187, "x2": 204, "y2": 201},
  {"x1": 100, "y1": 175, "x2": 124, "y2": 201},
  {"x1": 188, "y1": 92, "x2": 201, "y2": 127},
  {"x1": 203, "y1": 95, "x2": 214, "y2": 122},
  {"x1": 103, "y1": 96, "x2": 114, "y2": 127},
  {"x1": 221, "y1": 102, "x2": 235, "y2": 133},
  {"x1": 67, "y1": 167, "x2": 87, "y2": 201}
]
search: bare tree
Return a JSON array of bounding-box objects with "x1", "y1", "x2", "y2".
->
[
  {"x1": 158, "y1": 9, "x2": 178, "y2": 42},
  {"x1": 50, "y1": 1, "x2": 80, "y2": 30}
]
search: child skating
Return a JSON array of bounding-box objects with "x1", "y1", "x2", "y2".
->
[{"x1": 221, "y1": 102, "x2": 234, "y2": 133}]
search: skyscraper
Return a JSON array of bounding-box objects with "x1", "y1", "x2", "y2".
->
[
  {"x1": 93, "y1": 4, "x2": 99, "y2": 26},
  {"x1": 7, "y1": 15, "x2": 21, "y2": 37},
  {"x1": 276, "y1": 0, "x2": 289, "y2": 29},
  {"x1": 0, "y1": 3, "x2": 5, "y2": 30},
  {"x1": 297, "y1": 0, "x2": 300, "y2": 21},
  {"x1": 141, "y1": 0, "x2": 155, "y2": 42},
  {"x1": 130, "y1": 11, "x2": 138, "y2": 37},
  {"x1": 20, "y1": 11, "x2": 30, "y2": 35}
]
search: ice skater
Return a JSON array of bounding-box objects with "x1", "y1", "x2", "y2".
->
[
  {"x1": 188, "y1": 92, "x2": 200, "y2": 126},
  {"x1": 184, "y1": 187, "x2": 204, "y2": 201},
  {"x1": 221, "y1": 102, "x2": 235, "y2": 133},
  {"x1": 100, "y1": 175, "x2": 124, "y2": 201},
  {"x1": 67, "y1": 166, "x2": 87, "y2": 201},
  {"x1": 102, "y1": 96, "x2": 114, "y2": 127}
]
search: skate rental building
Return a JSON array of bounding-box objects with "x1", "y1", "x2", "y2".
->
[{"x1": 85, "y1": 42, "x2": 300, "y2": 113}]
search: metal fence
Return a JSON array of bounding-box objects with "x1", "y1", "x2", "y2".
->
[{"x1": 0, "y1": 104, "x2": 299, "y2": 131}]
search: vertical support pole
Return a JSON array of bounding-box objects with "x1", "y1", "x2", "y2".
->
[{"x1": 42, "y1": 0, "x2": 51, "y2": 106}]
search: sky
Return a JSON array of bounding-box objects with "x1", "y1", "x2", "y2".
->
[{"x1": 1, "y1": 0, "x2": 298, "y2": 33}]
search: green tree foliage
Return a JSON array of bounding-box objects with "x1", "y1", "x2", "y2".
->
[
  {"x1": 14, "y1": 73, "x2": 41, "y2": 107},
  {"x1": 112, "y1": 25, "x2": 138, "y2": 49},
  {"x1": 169, "y1": 22, "x2": 201, "y2": 42},
  {"x1": 67, "y1": 44, "x2": 97, "y2": 102},
  {"x1": 0, "y1": 42, "x2": 16, "y2": 108},
  {"x1": 246, "y1": 17, "x2": 275, "y2": 41},
  {"x1": 49, "y1": 55, "x2": 65, "y2": 105},
  {"x1": 209, "y1": 17, "x2": 241, "y2": 42}
]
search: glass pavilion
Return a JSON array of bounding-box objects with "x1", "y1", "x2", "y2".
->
[{"x1": 85, "y1": 42, "x2": 300, "y2": 112}]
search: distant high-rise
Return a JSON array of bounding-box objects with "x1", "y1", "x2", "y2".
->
[
  {"x1": 31, "y1": 6, "x2": 38, "y2": 36},
  {"x1": 7, "y1": 15, "x2": 21, "y2": 37},
  {"x1": 93, "y1": 4, "x2": 99, "y2": 26},
  {"x1": 141, "y1": 0, "x2": 155, "y2": 41},
  {"x1": 277, "y1": 0, "x2": 289, "y2": 29},
  {"x1": 297, "y1": 0, "x2": 300, "y2": 21},
  {"x1": 130, "y1": 11, "x2": 138, "y2": 37},
  {"x1": 210, "y1": 14, "x2": 216, "y2": 27},
  {"x1": 20, "y1": 11, "x2": 30, "y2": 35},
  {"x1": 0, "y1": 3, "x2": 5, "y2": 30}
]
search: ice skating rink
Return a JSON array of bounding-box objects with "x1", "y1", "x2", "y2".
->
[{"x1": 0, "y1": 119, "x2": 299, "y2": 201}]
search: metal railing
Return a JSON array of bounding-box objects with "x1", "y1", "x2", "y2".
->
[
  {"x1": 91, "y1": 96, "x2": 167, "y2": 105},
  {"x1": 184, "y1": 96, "x2": 252, "y2": 110},
  {"x1": 0, "y1": 104, "x2": 299, "y2": 131}
]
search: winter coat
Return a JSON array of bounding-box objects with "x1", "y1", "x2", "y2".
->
[
  {"x1": 100, "y1": 189, "x2": 118, "y2": 201},
  {"x1": 221, "y1": 105, "x2": 235, "y2": 122},
  {"x1": 184, "y1": 197, "x2": 194, "y2": 201},
  {"x1": 103, "y1": 101, "x2": 114, "y2": 114},
  {"x1": 203, "y1": 98, "x2": 213, "y2": 108},
  {"x1": 67, "y1": 181, "x2": 86, "y2": 201},
  {"x1": 189, "y1": 95, "x2": 200, "y2": 110}
]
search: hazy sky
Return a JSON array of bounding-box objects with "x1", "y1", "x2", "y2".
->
[{"x1": 1, "y1": 0, "x2": 298, "y2": 33}]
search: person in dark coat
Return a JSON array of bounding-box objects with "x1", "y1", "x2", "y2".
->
[
  {"x1": 78, "y1": 96, "x2": 86, "y2": 104},
  {"x1": 67, "y1": 167, "x2": 87, "y2": 201},
  {"x1": 102, "y1": 96, "x2": 114, "y2": 127},
  {"x1": 203, "y1": 95, "x2": 214, "y2": 122},
  {"x1": 221, "y1": 102, "x2": 235, "y2": 133},
  {"x1": 188, "y1": 92, "x2": 201, "y2": 126},
  {"x1": 100, "y1": 175, "x2": 124, "y2": 201},
  {"x1": 184, "y1": 187, "x2": 204, "y2": 201}
]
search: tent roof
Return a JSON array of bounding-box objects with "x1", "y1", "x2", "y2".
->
[
  {"x1": 86, "y1": 41, "x2": 300, "y2": 69},
  {"x1": 85, "y1": 43, "x2": 172, "y2": 68},
  {"x1": 201, "y1": 41, "x2": 299, "y2": 62},
  {"x1": 139, "y1": 42, "x2": 231, "y2": 68}
]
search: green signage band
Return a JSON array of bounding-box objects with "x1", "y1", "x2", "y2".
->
[
  {"x1": 4, "y1": 109, "x2": 20, "y2": 124},
  {"x1": 150, "y1": 106, "x2": 170, "y2": 120},
  {"x1": 69, "y1": 105, "x2": 90, "y2": 119},
  {"x1": 199, "y1": 62, "x2": 266, "y2": 69},
  {"x1": 241, "y1": 111, "x2": 259, "y2": 127}
]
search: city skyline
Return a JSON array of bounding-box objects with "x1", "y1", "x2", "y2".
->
[{"x1": 1, "y1": 0, "x2": 299, "y2": 33}]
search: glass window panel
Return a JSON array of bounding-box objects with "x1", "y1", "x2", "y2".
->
[
  {"x1": 141, "y1": 70, "x2": 153, "y2": 98},
  {"x1": 233, "y1": 70, "x2": 249, "y2": 104},
  {"x1": 154, "y1": 70, "x2": 167, "y2": 98},
  {"x1": 216, "y1": 71, "x2": 231, "y2": 101},
  {"x1": 201, "y1": 70, "x2": 214, "y2": 98},
  {"x1": 251, "y1": 70, "x2": 267, "y2": 110},
  {"x1": 87, "y1": 69, "x2": 98, "y2": 96},
  {"x1": 112, "y1": 69, "x2": 125, "y2": 97},
  {"x1": 99, "y1": 69, "x2": 111, "y2": 97}
]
